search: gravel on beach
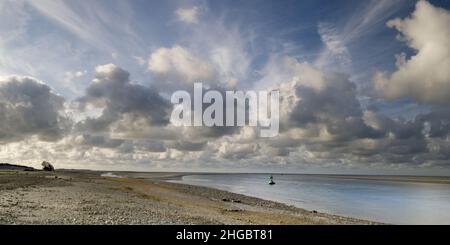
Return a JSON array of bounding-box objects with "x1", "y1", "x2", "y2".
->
[{"x1": 0, "y1": 170, "x2": 377, "y2": 225}]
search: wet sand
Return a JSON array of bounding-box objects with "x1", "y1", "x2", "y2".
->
[{"x1": 0, "y1": 170, "x2": 377, "y2": 225}]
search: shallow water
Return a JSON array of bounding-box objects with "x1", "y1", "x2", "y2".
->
[{"x1": 170, "y1": 174, "x2": 450, "y2": 224}]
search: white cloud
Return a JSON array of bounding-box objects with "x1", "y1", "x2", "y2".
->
[
  {"x1": 171, "y1": 7, "x2": 254, "y2": 89},
  {"x1": 374, "y1": 1, "x2": 450, "y2": 104},
  {"x1": 62, "y1": 70, "x2": 87, "y2": 95},
  {"x1": 218, "y1": 141, "x2": 258, "y2": 160},
  {"x1": 111, "y1": 52, "x2": 119, "y2": 60},
  {"x1": 175, "y1": 6, "x2": 201, "y2": 24},
  {"x1": 133, "y1": 56, "x2": 146, "y2": 66},
  {"x1": 148, "y1": 45, "x2": 217, "y2": 91},
  {"x1": 256, "y1": 55, "x2": 326, "y2": 93}
]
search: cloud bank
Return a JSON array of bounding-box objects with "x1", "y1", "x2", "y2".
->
[{"x1": 0, "y1": 1, "x2": 450, "y2": 174}]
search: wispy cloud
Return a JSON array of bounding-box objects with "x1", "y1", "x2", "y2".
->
[
  {"x1": 314, "y1": 0, "x2": 407, "y2": 72},
  {"x1": 316, "y1": 22, "x2": 352, "y2": 71},
  {"x1": 25, "y1": 0, "x2": 141, "y2": 53},
  {"x1": 175, "y1": 6, "x2": 202, "y2": 24}
]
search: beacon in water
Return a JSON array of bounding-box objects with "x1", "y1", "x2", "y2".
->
[{"x1": 269, "y1": 175, "x2": 275, "y2": 185}]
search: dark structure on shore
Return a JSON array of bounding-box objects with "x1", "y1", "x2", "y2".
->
[{"x1": 42, "y1": 161, "x2": 55, "y2": 171}]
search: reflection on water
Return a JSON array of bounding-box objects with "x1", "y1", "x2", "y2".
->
[{"x1": 170, "y1": 174, "x2": 450, "y2": 224}]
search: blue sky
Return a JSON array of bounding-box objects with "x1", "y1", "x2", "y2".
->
[
  {"x1": 1, "y1": 0, "x2": 450, "y2": 174},
  {"x1": 0, "y1": 0, "x2": 428, "y2": 95}
]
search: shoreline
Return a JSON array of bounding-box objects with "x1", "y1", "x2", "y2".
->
[
  {"x1": 0, "y1": 170, "x2": 378, "y2": 225},
  {"x1": 94, "y1": 170, "x2": 450, "y2": 184}
]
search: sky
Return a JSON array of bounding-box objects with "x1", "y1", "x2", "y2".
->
[{"x1": 1, "y1": 0, "x2": 450, "y2": 175}]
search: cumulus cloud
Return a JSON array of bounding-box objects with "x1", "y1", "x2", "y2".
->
[
  {"x1": 0, "y1": 76, "x2": 69, "y2": 142},
  {"x1": 77, "y1": 64, "x2": 171, "y2": 133},
  {"x1": 257, "y1": 56, "x2": 326, "y2": 92},
  {"x1": 175, "y1": 6, "x2": 201, "y2": 24},
  {"x1": 0, "y1": 58, "x2": 448, "y2": 171},
  {"x1": 277, "y1": 70, "x2": 383, "y2": 146},
  {"x1": 218, "y1": 141, "x2": 259, "y2": 160},
  {"x1": 250, "y1": 54, "x2": 450, "y2": 167},
  {"x1": 374, "y1": 1, "x2": 450, "y2": 103}
]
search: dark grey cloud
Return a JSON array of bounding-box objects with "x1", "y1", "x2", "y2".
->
[
  {"x1": 168, "y1": 140, "x2": 207, "y2": 151},
  {"x1": 79, "y1": 134, "x2": 125, "y2": 148},
  {"x1": 76, "y1": 64, "x2": 172, "y2": 133},
  {"x1": 134, "y1": 140, "x2": 167, "y2": 153},
  {"x1": 264, "y1": 67, "x2": 450, "y2": 167},
  {"x1": 289, "y1": 73, "x2": 384, "y2": 141},
  {"x1": 1, "y1": 60, "x2": 450, "y2": 170},
  {"x1": 417, "y1": 107, "x2": 450, "y2": 138},
  {"x1": 70, "y1": 64, "x2": 240, "y2": 156},
  {"x1": 0, "y1": 76, "x2": 69, "y2": 142}
]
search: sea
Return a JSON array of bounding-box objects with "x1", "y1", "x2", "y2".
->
[{"x1": 169, "y1": 173, "x2": 450, "y2": 224}]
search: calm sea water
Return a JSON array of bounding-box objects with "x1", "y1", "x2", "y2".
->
[{"x1": 170, "y1": 174, "x2": 450, "y2": 224}]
